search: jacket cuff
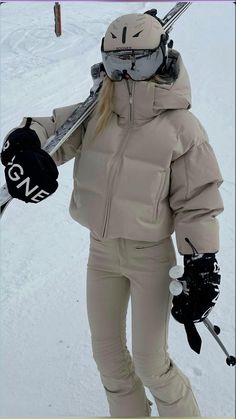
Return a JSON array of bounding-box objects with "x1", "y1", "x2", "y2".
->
[{"x1": 175, "y1": 219, "x2": 220, "y2": 255}]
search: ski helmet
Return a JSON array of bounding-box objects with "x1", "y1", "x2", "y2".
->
[{"x1": 101, "y1": 12, "x2": 168, "y2": 81}]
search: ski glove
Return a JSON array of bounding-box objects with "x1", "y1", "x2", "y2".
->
[
  {"x1": 171, "y1": 253, "x2": 221, "y2": 323},
  {"x1": 171, "y1": 253, "x2": 221, "y2": 353},
  {"x1": 2, "y1": 123, "x2": 59, "y2": 203}
]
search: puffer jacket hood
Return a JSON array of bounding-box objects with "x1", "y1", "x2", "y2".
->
[{"x1": 112, "y1": 50, "x2": 191, "y2": 122}]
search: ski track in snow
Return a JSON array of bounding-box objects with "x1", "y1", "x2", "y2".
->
[{"x1": 0, "y1": 2, "x2": 235, "y2": 418}]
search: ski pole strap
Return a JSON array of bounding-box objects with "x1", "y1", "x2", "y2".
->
[
  {"x1": 24, "y1": 117, "x2": 32, "y2": 129},
  {"x1": 184, "y1": 321, "x2": 202, "y2": 354}
]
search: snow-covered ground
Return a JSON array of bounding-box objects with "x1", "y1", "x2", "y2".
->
[{"x1": 0, "y1": 1, "x2": 235, "y2": 417}]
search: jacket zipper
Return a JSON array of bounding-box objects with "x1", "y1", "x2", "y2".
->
[
  {"x1": 126, "y1": 79, "x2": 133, "y2": 124},
  {"x1": 101, "y1": 81, "x2": 134, "y2": 238}
]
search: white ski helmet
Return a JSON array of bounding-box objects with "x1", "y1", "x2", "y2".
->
[{"x1": 101, "y1": 11, "x2": 168, "y2": 81}]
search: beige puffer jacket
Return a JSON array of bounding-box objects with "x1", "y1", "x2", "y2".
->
[{"x1": 11, "y1": 51, "x2": 223, "y2": 254}]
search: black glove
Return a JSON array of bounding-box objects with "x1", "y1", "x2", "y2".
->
[
  {"x1": 171, "y1": 253, "x2": 221, "y2": 353},
  {"x1": 2, "y1": 124, "x2": 58, "y2": 203},
  {"x1": 172, "y1": 253, "x2": 221, "y2": 324}
]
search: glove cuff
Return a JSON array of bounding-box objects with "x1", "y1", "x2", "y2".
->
[{"x1": 184, "y1": 253, "x2": 216, "y2": 264}]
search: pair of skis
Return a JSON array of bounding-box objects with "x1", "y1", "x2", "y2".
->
[{"x1": 0, "y1": 1, "x2": 192, "y2": 218}]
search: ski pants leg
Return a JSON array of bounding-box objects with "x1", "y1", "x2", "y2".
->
[{"x1": 86, "y1": 233, "x2": 201, "y2": 417}]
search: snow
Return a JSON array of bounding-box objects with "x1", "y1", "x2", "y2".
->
[{"x1": 0, "y1": 1, "x2": 235, "y2": 417}]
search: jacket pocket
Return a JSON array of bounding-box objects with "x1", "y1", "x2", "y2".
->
[
  {"x1": 152, "y1": 171, "x2": 166, "y2": 222},
  {"x1": 135, "y1": 242, "x2": 162, "y2": 250},
  {"x1": 134, "y1": 238, "x2": 171, "y2": 264}
]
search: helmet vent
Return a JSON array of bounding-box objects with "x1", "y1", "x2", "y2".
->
[
  {"x1": 132, "y1": 30, "x2": 143, "y2": 38},
  {"x1": 110, "y1": 32, "x2": 117, "y2": 39},
  {"x1": 122, "y1": 26, "x2": 127, "y2": 44}
]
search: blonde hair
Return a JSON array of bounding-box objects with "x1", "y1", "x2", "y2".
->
[
  {"x1": 95, "y1": 77, "x2": 114, "y2": 135},
  {"x1": 94, "y1": 73, "x2": 169, "y2": 135}
]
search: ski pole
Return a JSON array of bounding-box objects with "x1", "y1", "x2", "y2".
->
[
  {"x1": 203, "y1": 317, "x2": 236, "y2": 366},
  {"x1": 169, "y1": 265, "x2": 236, "y2": 366}
]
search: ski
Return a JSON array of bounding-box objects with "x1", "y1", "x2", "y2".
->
[
  {"x1": 0, "y1": 2, "x2": 192, "y2": 219},
  {"x1": 162, "y1": 2, "x2": 192, "y2": 34}
]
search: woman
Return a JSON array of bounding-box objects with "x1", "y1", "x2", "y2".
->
[{"x1": 1, "y1": 11, "x2": 223, "y2": 418}]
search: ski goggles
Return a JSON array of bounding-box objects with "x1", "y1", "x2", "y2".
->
[{"x1": 101, "y1": 47, "x2": 164, "y2": 81}]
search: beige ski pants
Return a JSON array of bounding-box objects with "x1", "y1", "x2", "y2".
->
[{"x1": 87, "y1": 233, "x2": 201, "y2": 417}]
